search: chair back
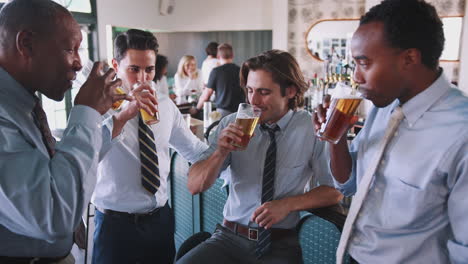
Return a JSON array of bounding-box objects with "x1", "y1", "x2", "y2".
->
[
  {"x1": 298, "y1": 207, "x2": 351, "y2": 264},
  {"x1": 169, "y1": 152, "x2": 195, "y2": 249},
  {"x1": 200, "y1": 178, "x2": 228, "y2": 233}
]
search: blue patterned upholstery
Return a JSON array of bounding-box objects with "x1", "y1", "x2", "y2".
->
[
  {"x1": 170, "y1": 152, "x2": 194, "y2": 250},
  {"x1": 298, "y1": 211, "x2": 351, "y2": 264},
  {"x1": 200, "y1": 178, "x2": 227, "y2": 233}
]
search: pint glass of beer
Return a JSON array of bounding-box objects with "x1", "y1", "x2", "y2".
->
[
  {"x1": 316, "y1": 85, "x2": 362, "y2": 144},
  {"x1": 135, "y1": 82, "x2": 160, "y2": 125},
  {"x1": 232, "y1": 103, "x2": 261, "y2": 149}
]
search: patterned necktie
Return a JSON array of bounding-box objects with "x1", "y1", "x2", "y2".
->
[
  {"x1": 138, "y1": 115, "x2": 160, "y2": 194},
  {"x1": 32, "y1": 101, "x2": 56, "y2": 157},
  {"x1": 336, "y1": 106, "x2": 405, "y2": 264},
  {"x1": 256, "y1": 124, "x2": 280, "y2": 259}
]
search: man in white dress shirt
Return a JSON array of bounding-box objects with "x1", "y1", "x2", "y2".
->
[{"x1": 91, "y1": 29, "x2": 208, "y2": 264}]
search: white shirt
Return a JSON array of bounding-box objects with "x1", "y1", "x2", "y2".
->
[
  {"x1": 201, "y1": 57, "x2": 219, "y2": 84},
  {"x1": 154, "y1": 77, "x2": 169, "y2": 99},
  {"x1": 174, "y1": 72, "x2": 204, "y2": 104},
  {"x1": 92, "y1": 94, "x2": 208, "y2": 213}
]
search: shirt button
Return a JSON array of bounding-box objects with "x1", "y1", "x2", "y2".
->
[
  {"x1": 394, "y1": 131, "x2": 399, "y2": 137},
  {"x1": 374, "y1": 187, "x2": 380, "y2": 193},
  {"x1": 380, "y1": 159, "x2": 386, "y2": 166}
]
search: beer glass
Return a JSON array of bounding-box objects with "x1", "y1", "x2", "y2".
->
[
  {"x1": 316, "y1": 84, "x2": 362, "y2": 144},
  {"x1": 135, "y1": 81, "x2": 160, "y2": 125},
  {"x1": 232, "y1": 103, "x2": 261, "y2": 149},
  {"x1": 111, "y1": 87, "x2": 127, "y2": 110}
]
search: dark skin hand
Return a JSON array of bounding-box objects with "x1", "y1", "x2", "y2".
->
[{"x1": 74, "y1": 62, "x2": 130, "y2": 115}]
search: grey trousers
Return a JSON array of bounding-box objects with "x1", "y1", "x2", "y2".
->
[{"x1": 176, "y1": 224, "x2": 303, "y2": 264}]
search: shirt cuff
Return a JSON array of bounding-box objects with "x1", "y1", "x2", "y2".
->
[
  {"x1": 448, "y1": 239, "x2": 468, "y2": 264},
  {"x1": 68, "y1": 105, "x2": 102, "y2": 129},
  {"x1": 330, "y1": 162, "x2": 356, "y2": 197}
]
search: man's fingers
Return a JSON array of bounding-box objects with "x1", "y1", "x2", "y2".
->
[
  {"x1": 323, "y1": 94, "x2": 331, "y2": 108},
  {"x1": 316, "y1": 105, "x2": 327, "y2": 123},
  {"x1": 312, "y1": 112, "x2": 321, "y2": 131},
  {"x1": 139, "y1": 99, "x2": 158, "y2": 114},
  {"x1": 260, "y1": 217, "x2": 274, "y2": 229},
  {"x1": 112, "y1": 94, "x2": 128, "y2": 103},
  {"x1": 90, "y1": 61, "x2": 103, "y2": 77},
  {"x1": 109, "y1": 78, "x2": 122, "y2": 89},
  {"x1": 225, "y1": 124, "x2": 244, "y2": 137},
  {"x1": 223, "y1": 133, "x2": 242, "y2": 145},
  {"x1": 254, "y1": 210, "x2": 269, "y2": 225},
  {"x1": 103, "y1": 68, "x2": 117, "y2": 81}
]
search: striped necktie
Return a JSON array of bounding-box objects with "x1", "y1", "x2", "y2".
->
[
  {"x1": 256, "y1": 124, "x2": 280, "y2": 259},
  {"x1": 336, "y1": 106, "x2": 405, "y2": 264},
  {"x1": 32, "y1": 101, "x2": 56, "y2": 157},
  {"x1": 138, "y1": 115, "x2": 160, "y2": 194}
]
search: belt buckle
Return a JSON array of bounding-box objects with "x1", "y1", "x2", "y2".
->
[{"x1": 248, "y1": 228, "x2": 258, "y2": 241}]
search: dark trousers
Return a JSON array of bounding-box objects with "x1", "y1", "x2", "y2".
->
[
  {"x1": 177, "y1": 224, "x2": 302, "y2": 264},
  {"x1": 92, "y1": 203, "x2": 175, "y2": 264}
]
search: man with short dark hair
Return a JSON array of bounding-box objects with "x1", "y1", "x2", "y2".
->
[
  {"x1": 179, "y1": 50, "x2": 342, "y2": 264},
  {"x1": 201, "y1": 41, "x2": 219, "y2": 85},
  {"x1": 194, "y1": 43, "x2": 245, "y2": 117},
  {"x1": 314, "y1": 0, "x2": 468, "y2": 263},
  {"x1": 91, "y1": 29, "x2": 208, "y2": 264},
  {"x1": 0, "y1": 0, "x2": 125, "y2": 261}
]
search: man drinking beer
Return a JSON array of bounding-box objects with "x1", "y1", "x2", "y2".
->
[
  {"x1": 314, "y1": 0, "x2": 468, "y2": 263},
  {"x1": 178, "y1": 50, "x2": 342, "y2": 264},
  {"x1": 91, "y1": 29, "x2": 208, "y2": 263}
]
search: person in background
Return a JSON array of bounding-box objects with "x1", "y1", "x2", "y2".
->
[
  {"x1": 194, "y1": 43, "x2": 245, "y2": 118},
  {"x1": 314, "y1": 0, "x2": 468, "y2": 263},
  {"x1": 0, "y1": 0, "x2": 125, "y2": 261},
  {"x1": 153, "y1": 54, "x2": 171, "y2": 99},
  {"x1": 178, "y1": 50, "x2": 342, "y2": 264},
  {"x1": 174, "y1": 55, "x2": 204, "y2": 105},
  {"x1": 91, "y1": 29, "x2": 208, "y2": 264},
  {"x1": 201, "y1": 41, "x2": 219, "y2": 86}
]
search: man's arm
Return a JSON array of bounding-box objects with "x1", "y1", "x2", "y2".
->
[
  {"x1": 0, "y1": 108, "x2": 101, "y2": 242},
  {"x1": 195, "y1": 88, "x2": 214, "y2": 110},
  {"x1": 446, "y1": 140, "x2": 468, "y2": 264},
  {"x1": 251, "y1": 186, "x2": 343, "y2": 229},
  {"x1": 313, "y1": 100, "x2": 353, "y2": 183},
  {"x1": 187, "y1": 149, "x2": 230, "y2": 195},
  {"x1": 188, "y1": 122, "x2": 244, "y2": 195}
]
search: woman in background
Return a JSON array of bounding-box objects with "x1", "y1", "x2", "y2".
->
[
  {"x1": 174, "y1": 55, "x2": 204, "y2": 104},
  {"x1": 154, "y1": 54, "x2": 170, "y2": 99}
]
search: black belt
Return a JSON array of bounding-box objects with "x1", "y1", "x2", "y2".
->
[
  {"x1": 0, "y1": 255, "x2": 66, "y2": 264},
  {"x1": 223, "y1": 219, "x2": 296, "y2": 241},
  {"x1": 96, "y1": 203, "x2": 167, "y2": 221}
]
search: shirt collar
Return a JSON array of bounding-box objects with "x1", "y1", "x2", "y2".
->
[
  {"x1": 400, "y1": 70, "x2": 451, "y2": 127},
  {"x1": 0, "y1": 66, "x2": 37, "y2": 113},
  {"x1": 261, "y1": 109, "x2": 294, "y2": 132}
]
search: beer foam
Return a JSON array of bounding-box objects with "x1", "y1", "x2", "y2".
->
[{"x1": 330, "y1": 82, "x2": 361, "y2": 99}]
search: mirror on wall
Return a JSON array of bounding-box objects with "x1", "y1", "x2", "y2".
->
[{"x1": 306, "y1": 17, "x2": 463, "y2": 62}]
